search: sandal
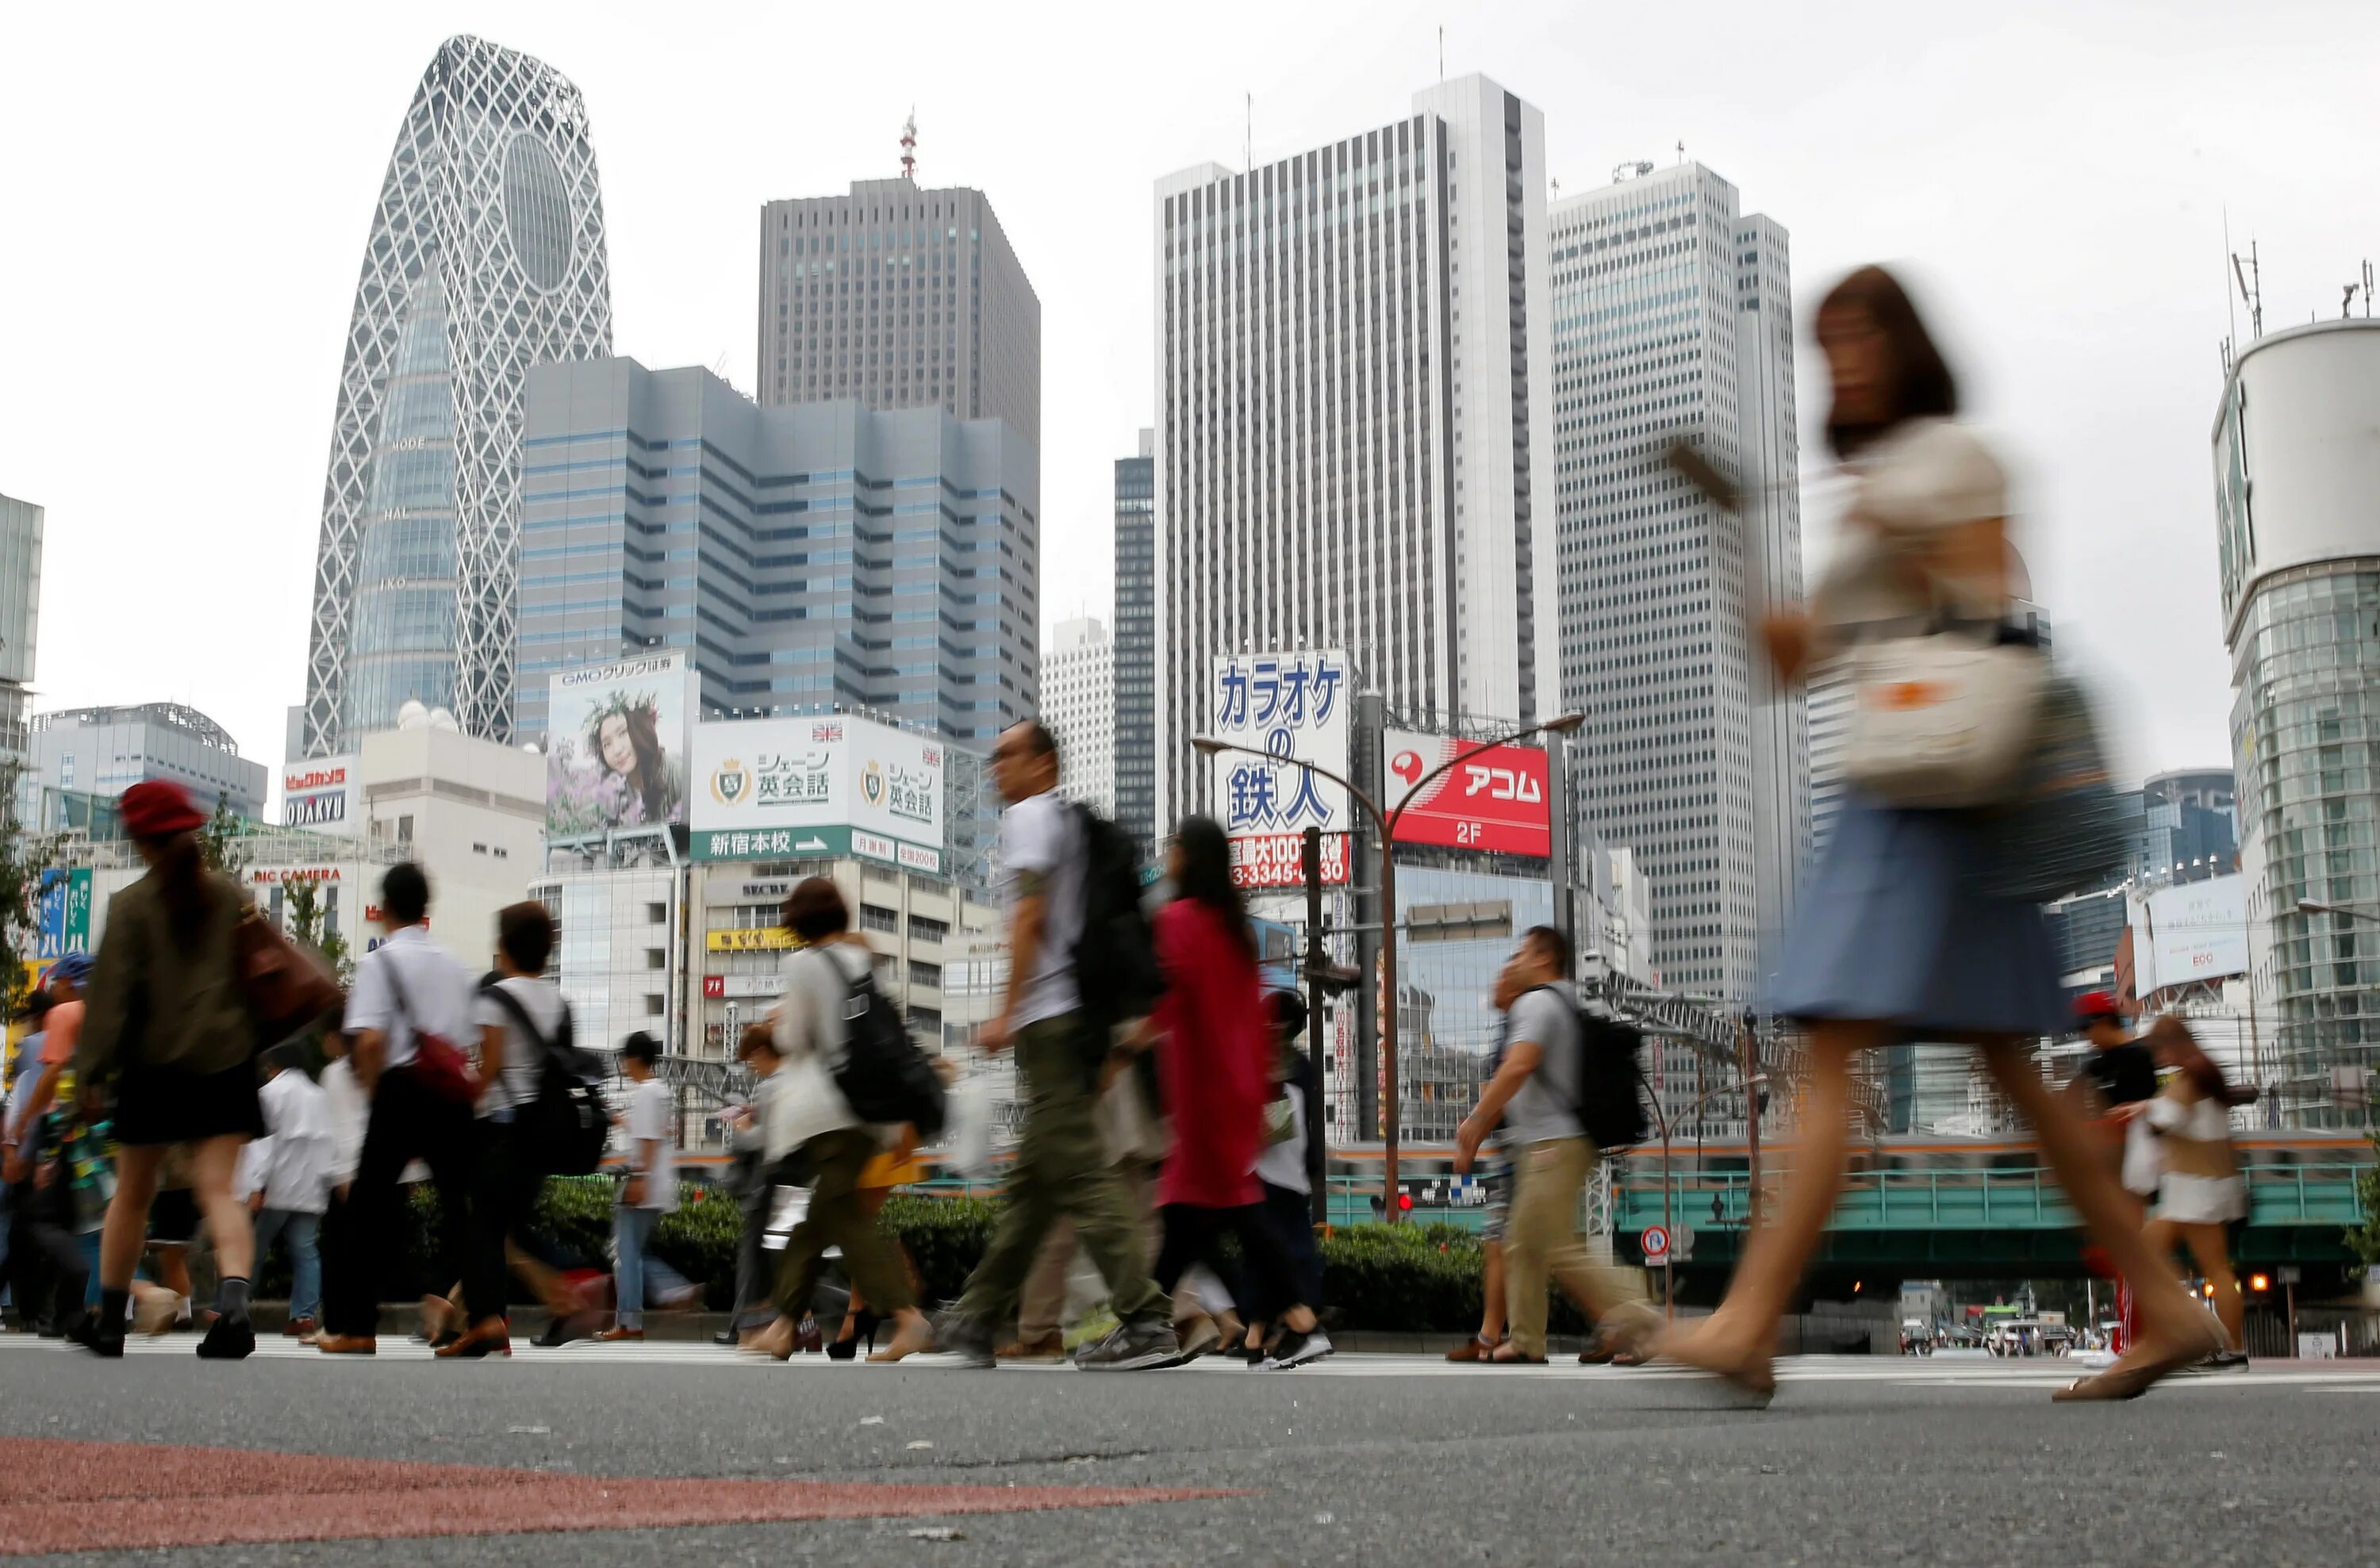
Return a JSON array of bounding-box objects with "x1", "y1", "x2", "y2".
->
[
  {"x1": 1445, "y1": 1334, "x2": 1502, "y2": 1363},
  {"x1": 2052, "y1": 1317, "x2": 2225, "y2": 1402}
]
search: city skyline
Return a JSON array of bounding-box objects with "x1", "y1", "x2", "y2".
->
[{"x1": 2, "y1": 2, "x2": 2366, "y2": 794}]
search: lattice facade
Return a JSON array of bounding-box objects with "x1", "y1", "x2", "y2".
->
[{"x1": 300, "y1": 35, "x2": 612, "y2": 757}]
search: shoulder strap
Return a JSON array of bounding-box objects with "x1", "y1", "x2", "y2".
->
[{"x1": 479, "y1": 980, "x2": 558, "y2": 1056}]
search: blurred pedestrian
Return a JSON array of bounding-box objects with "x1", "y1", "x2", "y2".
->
[
  {"x1": 1456, "y1": 928, "x2": 1655, "y2": 1366},
  {"x1": 2066, "y1": 991, "x2": 2158, "y2": 1354},
  {"x1": 745, "y1": 878, "x2": 931, "y2": 1363},
  {"x1": 939, "y1": 720, "x2": 1178, "y2": 1371},
  {"x1": 717, "y1": 1022, "x2": 785, "y2": 1348},
  {"x1": 830, "y1": 1118, "x2": 932, "y2": 1360},
  {"x1": 2140, "y1": 1017, "x2": 2256, "y2": 1369},
  {"x1": 1241, "y1": 988, "x2": 1326, "y2": 1362},
  {"x1": 318, "y1": 861, "x2": 480, "y2": 1355},
  {"x1": 1651, "y1": 266, "x2": 2219, "y2": 1403},
  {"x1": 240, "y1": 1043, "x2": 335, "y2": 1344},
  {"x1": 1131, "y1": 817, "x2": 1326, "y2": 1369},
  {"x1": 68, "y1": 780, "x2": 262, "y2": 1359},
  {"x1": 1449, "y1": 968, "x2": 1519, "y2": 1363},
  {"x1": 597, "y1": 1030, "x2": 678, "y2": 1342}
]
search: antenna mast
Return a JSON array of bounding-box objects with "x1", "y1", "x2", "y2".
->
[
  {"x1": 2231, "y1": 240, "x2": 2263, "y2": 339},
  {"x1": 900, "y1": 109, "x2": 917, "y2": 182}
]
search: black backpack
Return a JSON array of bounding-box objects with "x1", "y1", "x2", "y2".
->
[
  {"x1": 480, "y1": 980, "x2": 608, "y2": 1176},
  {"x1": 1527, "y1": 984, "x2": 1650, "y2": 1154},
  {"x1": 1069, "y1": 803, "x2": 1165, "y2": 1033},
  {"x1": 831, "y1": 955, "x2": 948, "y2": 1140}
]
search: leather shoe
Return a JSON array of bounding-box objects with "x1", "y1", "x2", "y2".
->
[
  {"x1": 592, "y1": 1325, "x2": 644, "y2": 1342},
  {"x1": 315, "y1": 1333, "x2": 378, "y2": 1355},
  {"x1": 436, "y1": 1320, "x2": 513, "y2": 1359}
]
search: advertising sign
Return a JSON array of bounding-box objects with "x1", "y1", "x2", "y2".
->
[
  {"x1": 1383, "y1": 730, "x2": 1550, "y2": 857},
  {"x1": 282, "y1": 756, "x2": 359, "y2": 835},
  {"x1": 1208, "y1": 650, "x2": 1351, "y2": 837},
  {"x1": 546, "y1": 652, "x2": 698, "y2": 837},
  {"x1": 703, "y1": 974, "x2": 788, "y2": 1000},
  {"x1": 34, "y1": 868, "x2": 92, "y2": 961},
  {"x1": 1227, "y1": 831, "x2": 1350, "y2": 891},
  {"x1": 691, "y1": 714, "x2": 943, "y2": 872},
  {"x1": 707, "y1": 928, "x2": 796, "y2": 953},
  {"x1": 2129, "y1": 874, "x2": 2249, "y2": 996}
]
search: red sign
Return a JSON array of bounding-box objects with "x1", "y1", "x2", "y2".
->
[
  {"x1": 1384, "y1": 731, "x2": 1551, "y2": 857},
  {"x1": 702, "y1": 975, "x2": 727, "y2": 999},
  {"x1": 1227, "y1": 831, "x2": 1349, "y2": 891}
]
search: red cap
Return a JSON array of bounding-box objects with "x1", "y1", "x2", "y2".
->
[
  {"x1": 2074, "y1": 991, "x2": 2121, "y2": 1022},
  {"x1": 119, "y1": 780, "x2": 207, "y2": 841}
]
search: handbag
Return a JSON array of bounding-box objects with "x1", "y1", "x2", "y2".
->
[
  {"x1": 1971, "y1": 672, "x2": 2132, "y2": 902},
  {"x1": 386, "y1": 964, "x2": 478, "y2": 1106},
  {"x1": 1841, "y1": 627, "x2": 2048, "y2": 808},
  {"x1": 233, "y1": 910, "x2": 344, "y2": 1046}
]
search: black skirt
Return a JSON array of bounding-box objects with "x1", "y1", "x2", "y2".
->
[{"x1": 113, "y1": 1056, "x2": 264, "y2": 1147}]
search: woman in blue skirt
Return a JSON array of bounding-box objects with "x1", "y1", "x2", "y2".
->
[{"x1": 1653, "y1": 266, "x2": 2218, "y2": 1404}]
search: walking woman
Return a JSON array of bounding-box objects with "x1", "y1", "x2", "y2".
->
[
  {"x1": 67, "y1": 781, "x2": 263, "y2": 1359},
  {"x1": 1136, "y1": 817, "x2": 1328, "y2": 1369},
  {"x1": 2139, "y1": 1017, "x2": 2256, "y2": 1368},
  {"x1": 746, "y1": 878, "x2": 931, "y2": 1363},
  {"x1": 1653, "y1": 266, "x2": 2219, "y2": 1403}
]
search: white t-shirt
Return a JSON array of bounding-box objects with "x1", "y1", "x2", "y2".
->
[
  {"x1": 1503, "y1": 983, "x2": 1585, "y2": 1146},
  {"x1": 345, "y1": 924, "x2": 476, "y2": 1072},
  {"x1": 1000, "y1": 792, "x2": 1085, "y2": 1029},
  {"x1": 623, "y1": 1075, "x2": 677, "y2": 1211},
  {"x1": 470, "y1": 977, "x2": 566, "y2": 1119}
]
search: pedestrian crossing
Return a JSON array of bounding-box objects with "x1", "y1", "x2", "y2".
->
[{"x1": 6, "y1": 1332, "x2": 2377, "y2": 1390}]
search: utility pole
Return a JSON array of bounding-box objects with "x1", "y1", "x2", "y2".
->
[{"x1": 1302, "y1": 824, "x2": 1330, "y2": 1229}]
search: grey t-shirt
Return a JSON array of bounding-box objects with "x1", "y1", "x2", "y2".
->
[
  {"x1": 1000, "y1": 792, "x2": 1086, "y2": 1029},
  {"x1": 1503, "y1": 982, "x2": 1583, "y2": 1146}
]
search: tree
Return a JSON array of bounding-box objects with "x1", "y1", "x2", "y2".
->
[
  {"x1": 282, "y1": 874, "x2": 354, "y2": 987},
  {"x1": 197, "y1": 792, "x2": 248, "y2": 876},
  {"x1": 0, "y1": 761, "x2": 61, "y2": 1018},
  {"x1": 2349, "y1": 1128, "x2": 2380, "y2": 1268}
]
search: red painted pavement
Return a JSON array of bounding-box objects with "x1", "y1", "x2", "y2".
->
[{"x1": 0, "y1": 1439, "x2": 1238, "y2": 1555}]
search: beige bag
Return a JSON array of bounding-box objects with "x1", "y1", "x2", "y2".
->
[{"x1": 1841, "y1": 631, "x2": 2047, "y2": 808}]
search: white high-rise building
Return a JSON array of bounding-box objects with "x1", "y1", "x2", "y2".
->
[
  {"x1": 1153, "y1": 74, "x2": 1558, "y2": 827},
  {"x1": 1806, "y1": 669, "x2": 1852, "y2": 859},
  {"x1": 1549, "y1": 161, "x2": 1805, "y2": 1003},
  {"x1": 1042, "y1": 616, "x2": 1115, "y2": 816}
]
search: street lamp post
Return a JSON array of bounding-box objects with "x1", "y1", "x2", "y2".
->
[
  {"x1": 1195, "y1": 711, "x2": 1585, "y2": 1223},
  {"x1": 1641, "y1": 1072, "x2": 1770, "y2": 1319}
]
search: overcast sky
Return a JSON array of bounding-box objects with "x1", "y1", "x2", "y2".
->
[{"x1": 3, "y1": 0, "x2": 2370, "y2": 793}]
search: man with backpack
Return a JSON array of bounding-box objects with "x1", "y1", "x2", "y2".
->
[
  {"x1": 1454, "y1": 926, "x2": 1656, "y2": 1365},
  {"x1": 318, "y1": 862, "x2": 479, "y2": 1355},
  {"x1": 939, "y1": 719, "x2": 1179, "y2": 1371}
]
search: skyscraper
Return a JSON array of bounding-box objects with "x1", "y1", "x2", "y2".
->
[
  {"x1": 0, "y1": 493, "x2": 40, "y2": 769},
  {"x1": 1113, "y1": 429, "x2": 1155, "y2": 850},
  {"x1": 757, "y1": 178, "x2": 1040, "y2": 453},
  {"x1": 1153, "y1": 75, "x2": 1557, "y2": 829},
  {"x1": 1548, "y1": 161, "x2": 1805, "y2": 1003},
  {"x1": 1042, "y1": 617, "x2": 1116, "y2": 816},
  {"x1": 299, "y1": 35, "x2": 612, "y2": 757},
  {"x1": 516, "y1": 358, "x2": 1037, "y2": 748}
]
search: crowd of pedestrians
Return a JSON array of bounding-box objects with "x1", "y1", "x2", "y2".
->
[{"x1": 2, "y1": 263, "x2": 2270, "y2": 1405}]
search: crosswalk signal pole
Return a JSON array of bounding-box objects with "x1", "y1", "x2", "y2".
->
[{"x1": 1303, "y1": 824, "x2": 1330, "y2": 1229}]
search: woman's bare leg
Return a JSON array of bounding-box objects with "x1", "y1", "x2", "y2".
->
[
  {"x1": 1981, "y1": 1041, "x2": 2209, "y2": 1358},
  {"x1": 2179, "y1": 1222, "x2": 2243, "y2": 1350},
  {"x1": 185, "y1": 1135, "x2": 254, "y2": 1284},
  {"x1": 1480, "y1": 1237, "x2": 1507, "y2": 1344},
  {"x1": 99, "y1": 1146, "x2": 164, "y2": 1290}
]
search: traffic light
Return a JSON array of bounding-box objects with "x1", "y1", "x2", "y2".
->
[
  {"x1": 2248, "y1": 1272, "x2": 2271, "y2": 1294},
  {"x1": 1398, "y1": 1190, "x2": 1414, "y2": 1213}
]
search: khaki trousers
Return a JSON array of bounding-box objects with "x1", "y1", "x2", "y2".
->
[{"x1": 1503, "y1": 1135, "x2": 1645, "y2": 1358}]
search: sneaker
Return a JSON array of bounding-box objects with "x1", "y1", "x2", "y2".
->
[
  {"x1": 933, "y1": 1310, "x2": 998, "y2": 1369},
  {"x1": 1262, "y1": 1327, "x2": 1334, "y2": 1370},
  {"x1": 197, "y1": 1315, "x2": 255, "y2": 1361},
  {"x1": 1073, "y1": 1317, "x2": 1188, "y2": 1371},
  {"x1": 2203, "y1": 1349, "x2": 2251, "y2": 1372},
  {"x1": 995, "y1": 1330, "x2": 1067, "y2": 1363}
]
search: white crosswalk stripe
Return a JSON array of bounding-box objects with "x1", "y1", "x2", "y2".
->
[{"x1": 6, "y1": 1333, "x2": 2376, "y2": 1389}]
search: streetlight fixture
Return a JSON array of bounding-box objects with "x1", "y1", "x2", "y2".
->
[
  {"x1": 1193, "y1": 711, "x2": 1587, "y2": 1223},
  {"x1": 2298, "y1": 898, "x2": 2380, "y2": 923}
]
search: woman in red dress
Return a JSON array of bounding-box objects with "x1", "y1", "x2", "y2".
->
[{"x1": 1140, "y1": 816, "x2": 1330, "y2": 1369}]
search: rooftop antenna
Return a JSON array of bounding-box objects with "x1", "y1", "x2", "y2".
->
[
  {"x1": 1438, "y1": 25, "x2": 1444, "y2": 79},
  {"x1": 2231, "y1": 240, "x2": 2263, "y2": 339},
  {"x1": 2366, "y1": 261, "x2": 2375, "y2": 319},
  {"x1": 2347, "y1": 281, "x2": 2363, "y2": 320},
  {"x1": 1245, "y1": 91, "x2": 1252, "y2": 171},
  {"x1": 1676, "y1": 139, "x2": 1686, "y2": 165},
  {"x1": 900, "y1": 109, "x2": 917, "y2": 182}
]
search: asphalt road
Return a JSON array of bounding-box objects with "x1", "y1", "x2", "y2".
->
[{"x1": 4, "y1": 1338, "x2": 2374, "y2": 1565}]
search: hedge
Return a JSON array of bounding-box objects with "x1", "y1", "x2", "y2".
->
[{"x1": 252, "y1": 1183, "x2": 1596, "y2": 1334}]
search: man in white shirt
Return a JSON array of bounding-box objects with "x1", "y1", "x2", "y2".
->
[
  {"x1": 597, "y1": 1031, "x2": 677, "y2": 1340},
  {"x1": 318, "y1": 862, "x2": 480, "y2": 1355},
  {"x1": 239, "y1": 1044, "x2": 335, "y2": 1342},
  {"x1": 939, "y1": 719, "x2": 1177, "y2": 1371}
]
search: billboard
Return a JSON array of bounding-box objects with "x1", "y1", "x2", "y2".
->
[
  {"x1": 1228, "y1": 831, "x2": 1350, "y2": 891},
  {"x1": 691, "y1": 714, "x2": 943, "y2": 872},
  {"x1": 34, "y1": 868, "x2": 92, "y2": 961},
  {"x1": 1383, "y1": 730, "x2": 1551, "y2": 857},
  {"x1": 282, "y1": 757, "x2": 360, "y2": 835},
  {"x1": 2129, "y1": 874, "x2": 2249, "y2": 997},
  {"x1": 1208, "y1": 650, "x2": 1353, "y2": 838},
  {"x1": 546, "y1": 652, "x2": 698, "y2": 838}
]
